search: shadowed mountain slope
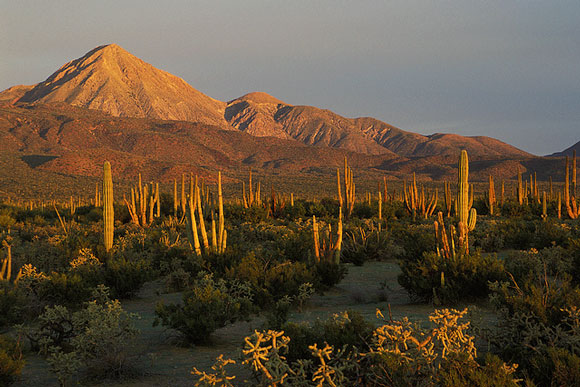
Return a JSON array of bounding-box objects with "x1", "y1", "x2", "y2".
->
[{"x1": 550, "y1": 140, "x2": 580, "y2": 157}]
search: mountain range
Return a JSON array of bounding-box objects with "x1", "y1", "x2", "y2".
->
[{"x1": 0, "y1": 43, "x2": 573, "y2": 188}]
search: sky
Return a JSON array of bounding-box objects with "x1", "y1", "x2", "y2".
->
[{"x1": 1, "y1": 1, "x2": 579, "y2": 155}]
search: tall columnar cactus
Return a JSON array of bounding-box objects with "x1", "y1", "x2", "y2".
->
[
  {"x1": 243, "y1": 169, "x2": 261, "y2": 208},
  {"x1": 457, "y1": 150, "x2": 476, "y2": 253},
  {"x1": 173, "y1": 179, "x2": 178, "y2": 216},
  {"x1": 103, "y1": 161, "x2": 114, "y2": 252},
  {"x1": 517, "y1": 169, "x2": 523, "y2": 205},
  {"x1": 404, "y1": 174, "x2": 437, "y2": 219},
  {"x1": 444, "y1": 181, "x2": 452, "y2": 217},
  {"x1": 565, "y1": 153, "x2": 579, "y2": 219},
  {"x1": 185, "y1": 192, "x2": 201, "y2": 256},
  {"x1": 312, "y1": 209, "x2": 342, "y2": 265},
  {"x1": 542, "y1": 191, "x2": 547, "y2": 221},
  {"x1": 341, "y1": 157, "x2": 356, "y2": 218},
  {"x1": 486, "y1": 175, "x2": 496, "y2": 216},
  {"x1": 123, "y1": 174, "x2": 160, "y2": 227},
  {"x1": 434, "y1": 212, "x2": 456, "y2": 260}
]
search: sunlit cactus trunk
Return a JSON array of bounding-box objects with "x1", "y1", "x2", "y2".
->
[
  {"x1": 457, "y1": 150, "x2": 476, "y2": 253},
  {"x1": 103, "y1": 161, "x2": 114, "y2": 252}
]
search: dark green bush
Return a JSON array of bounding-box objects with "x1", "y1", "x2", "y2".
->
[
  {"x1": 0, "y1": 282, "x2": 26, "y2": 327},
  {"x1": 154, "y1": 273, "x2": 254, "y2": 344},
  {"x1": 313, "y1": 261, "x2": 347, "y2": 290},
  {"x1": 398, "y1": 250, "x2": 506, "y2": 304},
  {"x1": 283, "y1": 310, "x2": 374, "y2": 363},
  {"x1": 0, "y1": 335, "x2": 24, "y2": 385},
  {"x1": 391, "y1": 223, "x2": 436, "y2": 262}
]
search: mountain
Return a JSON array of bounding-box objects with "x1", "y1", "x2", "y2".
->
[
  {"x1": 550, "y1": 140, "x2": 580, "y2": 157},
  {"x1": 225, "y1": 92, "x2": 531, "y2": 159},
  {"x1": 225, "y1": 93, "x2": 393, "y2": 156},
  {"x1": 0, "y1": 101, "x2": 400, "y2": 181},
  {"x1": 16, "y1": 44, "x2": 228, "y2": 127},
  {"x1": 0, "y1": 85, "x2": 34, "y2": 102},
  {"x1": 7, "y1": 44, "x2": 534, "y2": 160},
  {"x1": 1, "y1": 100, "x2": 560, "y2": 188}
]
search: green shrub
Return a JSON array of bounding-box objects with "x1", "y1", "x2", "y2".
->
[
  {"x1": 342, "y1": 226, "x2": 394, "y2": 265},
  {"x1": 398, "y1": 250, "x2": 506, "y2": 304},
  {"x1": 20, "y1": 286, "x2": 139, "y2": 380},
  {"x1": 154, "y1": 273, "x2": 254, "y2": 344},
  {"x1": 391, "y1": 223, "x2": 436, "y2": 262},
  {"x1": 313, "y1": 261, "x2": 347, "y2": 290},
  {"x1": 283, "y1": 310, "x2": 374, "y2": 363},
  {"x1": 0, "y1": 282, "x2": 26, "y2": 327},
  {"x1": 102, "y1": 256, "x2": 152, "y2": 298},
  {"x1": 487, "y1": 278, "x2": 580, "y2": 384},
  {"x1": 0, "y1": 335, "x2": 24, "y2": 386}
]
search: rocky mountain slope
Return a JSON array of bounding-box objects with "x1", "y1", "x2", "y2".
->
[
  {"x1": 1, "y1": 44, "x2": 534, "y2": 159},
  {"x1": 16, "y1": 44, "x2": 228, "y2": 127}
]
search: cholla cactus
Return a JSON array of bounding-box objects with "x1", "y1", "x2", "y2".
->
[
  {"x1": 242, "y1": 330, "x2": 291, "y2": 386},
  {"x1": 192, "y1": 355, "x2": 236, "y2": 387}
]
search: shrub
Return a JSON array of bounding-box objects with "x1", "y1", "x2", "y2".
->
[
  {"x1": 342, "y1": 226, "x2": 394, "y2": 265},
  {"x1": 21, "y1": 286, "x2": 139, "y2": 380},
  {"x1": 226, "y1": 308, "x2": 520, "y2": 387},
  {"x1": 391, "y1": 223, "x2": 436, "y2": 262},
  {"x1": 0, "y1": 335, "x2": 24, "y2": 386},
  {"x1": 154, "y1": 273, "x2": 254, "y2": 344},
  {"x1": 283, "y1": 310, "x2": 374, "y2": 363},
  {"x1": 0, "y1": 282, "x2": 26, "y2": 327},
  {"x1": 487, "y1": 277, "x2": 580, "y2": 384},
  {"x1": 398, "y1": 250, "x2": 506, "y2": 304},
  {"x1": 313, "y1": 261, "x2": 347, "y2": 290}
]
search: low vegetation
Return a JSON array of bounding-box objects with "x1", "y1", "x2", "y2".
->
[{"x1": 0, "y1": 150, "x2": 578, "y2": 385}]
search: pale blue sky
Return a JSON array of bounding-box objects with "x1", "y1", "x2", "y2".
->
[{"x1": 1, "y1": 1, "x2": 579, "y2": 155}]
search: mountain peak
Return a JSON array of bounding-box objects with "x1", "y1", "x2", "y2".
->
[
  {"x1": 18, "y1": 44, "x2": 227, "y2": 125},
  {"x1": 236, "y1": 92, "x2": 288, "y2": 105}
]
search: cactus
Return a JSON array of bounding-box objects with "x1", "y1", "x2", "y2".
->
[
  {"x1": 242, "y1": 169, "x2": 261, "y2": 208},
  {"x1": 444, "y1": 181, "x2": 452, "y2": 217},
  {"x1": 103, "y1": 161, "x2": 114, "y2": 252},
  {"x1": 185, "y1": 193, "x2": 202, "y2": 256},
  {"x1": 434, "y1": 212, "x2": 455, "y2": 260},
  {"x1": 378, "y1": 191, "x2": 382, "y2": 220},
  {"x1": 195, "y1": 180, "x2": 209, "y2": 251},
  {"x1": 517, "y1": 169, "x2": 524, "y2": 205},
  {"x1": 340, "y1": 157, "x2": 356, "y2": 218},
  {"x1": 565, "y1": 153, "x2": 579, "y2": 219},
  {"x1": 404, "y1": 174, "x2": 437, "y2": 220},
  {"x1": 457, "y1": 150, "x2": 476, "y2": 253},
  {"x1": 312, "y1": 209, "x2": 342, "y2": 265},
  {"x1": 542, "y1": 191, "x2": 547, "y2": 221},
  {"x1": 486, "y1": 175, "x2": 496, "y2": 216},
  {"x1": 124, "y1": 174, "x2": 160, "y2": 227}
]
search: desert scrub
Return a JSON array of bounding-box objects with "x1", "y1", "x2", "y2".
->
[
  {"x1": 154, "y1": 273, "x2": 254, "y2": 344},
  {"x1": 0, "y1": 335, "x2": 24, "y2": 386},
  {"x1": 20, "y1": 285, "x2": 139, "y2": 381},
  {"x1": 196, "y1": 308, "x2": 519, "y2": 386},
  {"x1": 487, "y1": 275, "x2": 580, "y2": 385},
  {"x1": 398, "y1": 250, "x2": 506, "y2": 304},
  {"x1": 342, "y1": 223, "x2": 396, "y2": 265}
]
